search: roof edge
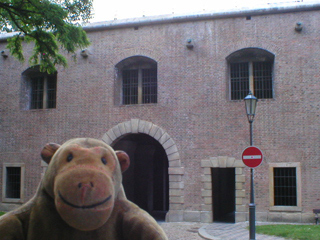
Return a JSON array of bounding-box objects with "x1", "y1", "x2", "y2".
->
[
  {"x1": 1, "y1": 2, "x2": 320, "y2": 41},
  {"x1": 83, "y1": 2, "x2": 320, "y2": 32}
]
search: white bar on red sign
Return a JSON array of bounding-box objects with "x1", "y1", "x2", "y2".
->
[{"x1": 243, "y1": 155, "x2": 262, "y2": 159}]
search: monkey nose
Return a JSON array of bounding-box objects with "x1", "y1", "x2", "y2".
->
[{"x1": 78, "y1": 182, "x2": 94, "y2": 189}]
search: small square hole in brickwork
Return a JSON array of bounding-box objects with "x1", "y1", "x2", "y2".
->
[{"x1": 246, "y1": 16, "x2": 251, "y2": 20}]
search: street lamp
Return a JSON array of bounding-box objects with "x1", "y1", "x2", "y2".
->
[
  {"x1": 244, "y1": 91, "x2": 258, "y2": 144},
  {"x1": 244, "y1": 91, "x2": 258, "y2": 240}
]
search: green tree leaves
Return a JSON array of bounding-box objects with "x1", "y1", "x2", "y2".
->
[{"x1": 0, "y1": 0, "x2": 92, "y2": 73}]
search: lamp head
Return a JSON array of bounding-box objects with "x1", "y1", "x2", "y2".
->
[{"x1": 244, "y1": 91, "x2": 258, "y2": 123}]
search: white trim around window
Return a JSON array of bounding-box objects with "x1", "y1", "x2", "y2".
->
[
  {"x1": 2, "y1": 163, "x2": 25, "y2": 203},
  {"x1": 269, "y1": 162, "x2": 302, "y2": 212}
]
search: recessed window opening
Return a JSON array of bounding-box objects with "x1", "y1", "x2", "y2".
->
[
  {"x1": 230, "y1": 61, "x2": 273, "y2": 100},
  {"x1": 117, "y1": 56, "x2": 157, "y2": 105},
  {"x1": 5, "y1": 167, "x2": 21, "y2": 199},
  {"x1": 227, "y1": 48, "x2": 274, "y2": 100},
  {"x1": 274, "y1": 167, "x2": 297, "y2": 206},
  {"x1": 22, "y1": 66, "x2": 57, "y2": 110},
  {"x1": 30, "y1": 74, "x2": 57, "y2": 109}
]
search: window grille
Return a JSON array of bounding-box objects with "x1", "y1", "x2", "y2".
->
[
  {"x1": 47, "y1": 75, "x2": 57, "y2": 108},
  {"x1": 31, "y1": 76, "x2": 44, "y2": 109},
  {"x1": 253, "y1": 62, "x2": 273, "y2": 99},
  {"x1": 122, "y1": 68, "x2": 157, "y2": 105},
  {"x1": 230, "y1": 61, "x2": 273, "y2": 100},
  {"x1": 6, "y1": 167, "x2": 21, "y2": 199},
  {"x1": 230, "y1": 62, "x2": 249, "y2": 100},
  {"x1": 142, "y1": 69, "x2": 157, "y2": 104},
  {"x1": 274, "y1": 167, "x2": 297, "y2": 206},
  {"x1": 30, "y1": 74, "x2": 57, "y2": 109},
  {"x1": 122, "y1": 69, "x2": 139, "y2": 105}
]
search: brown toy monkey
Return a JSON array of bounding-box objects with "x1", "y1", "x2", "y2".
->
[{"x1": 0, "y1": 138, "x2": 168, "y2": 240}]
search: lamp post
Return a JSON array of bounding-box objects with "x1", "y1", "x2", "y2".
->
[{"x1": 244, "y1": 91, "x2": 258, "y2": 240}]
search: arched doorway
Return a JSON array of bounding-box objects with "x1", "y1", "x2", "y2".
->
[{"x1": 112, "y1": 133, "x2": 169, "y2": 220}]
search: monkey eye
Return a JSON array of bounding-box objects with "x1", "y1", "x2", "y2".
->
[
  {"x1": 101, "y1": 157, "x2": 107, "y2": 165},
  {"x1": 67, "y1": 153, "x2": 73, "y2": 162}
]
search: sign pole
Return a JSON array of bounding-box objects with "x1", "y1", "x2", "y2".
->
[
  {"x1": 244, "y1": 91, "x2": 258, "y2": 240},
  {"x1": 249, "y1": 168, "x2": 255, "y2": 240},
  {"x1": 242, "y1": 142, "x2": 263, "y2": 240},
  {"x1": 249, "y1": 121, "x2": 255, "y2": 240}
]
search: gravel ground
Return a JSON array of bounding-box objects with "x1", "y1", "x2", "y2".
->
[{"x1": 158, "y1": 222, "x2": 207, "y2": 240}]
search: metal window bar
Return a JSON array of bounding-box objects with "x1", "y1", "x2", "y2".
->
[
  {"x1": 30, "y1": 77, "x2": 44, "y2": 109},
  {"x1": 230, "y1": 62, "x2": 249, "y2": 100},
  {"x1": 253, "y1": 62, "x2": 273, "y2": 99},
  {"x1": 122, "y1": 70, "x2": 139, "y2": 105},
  {"x1": 6, "y1": 167, "x2": 21, "y2": 199},
  {"x1": 274, "y1": 167, "x2": 297, "y2": 206},
  {"x1": 142, "y1": 68, "x2": 157, "y2": 104},
  {"x1": 47, "y1": 75, "x2": 57, "y2": 108}
]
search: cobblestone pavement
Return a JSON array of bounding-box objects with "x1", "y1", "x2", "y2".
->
[
  {"x1": 159, "y1": 222, "x2": 207, "y2": 240},
  {"x1": 200, "y1": 222, "x2": 288, "y2": 240},
  {"x1": 159, "y1": 221, "x2": 289, "y2": 240}
]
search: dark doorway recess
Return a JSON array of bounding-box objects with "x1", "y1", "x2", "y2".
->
[
  {"x1": 212, "y1": 168, "x2": 235, "y2": 223},
  {"x1": 113, "y1": 133, "x2": 169, "y2": 220}
]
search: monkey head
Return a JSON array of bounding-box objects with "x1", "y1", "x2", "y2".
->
[{"x1": 40, "y1": 138, "x2": 129, "y2": 231}]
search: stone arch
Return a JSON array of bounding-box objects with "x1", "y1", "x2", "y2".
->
[
  {"x1": 201, "y1": 156, "x2": 247, "y2": 223},
  {"x1": 101, "y1": 119, "x2": 185, "y2": 222}
]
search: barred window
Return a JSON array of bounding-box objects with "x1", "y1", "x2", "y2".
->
[
  {"x1": 230, "y1": 62, "x2": 249, "y2": 100},
  {"x1": 274, "y1": 167, "x2": 297, "y2": 206},
  {"x1": 5, "y1": 167, "x2": 21, "y2": 199},
  {"x1": 30, "y1": 74, "x2": 57, "y2": 109},
  {"x1": 253, "y1": 62, "x2": 273, "y2": 99},
  {"x1": 227, "y1": 48, "x2": 274, "y2": 100},
  {"x1": 142, "y1": 68, "x2": 157, "y2": 104},
  {"x1": 117, "y1": 56, "x2": 157, "y2": 105},
  {"x1": 269, "y1": 163, "x2": 301, "y2": 211},
  {"x1": 123, "y1": 69, "x2": 139, "y2": 105},
  {"x1": 2, "y1": 163, "x2": 25, "y2": 203},
  {"x1": 22, "y1": 66, "x2": 57, "y2": 110}
]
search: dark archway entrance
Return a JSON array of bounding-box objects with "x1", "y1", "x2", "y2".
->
[
  {"x1": 113, "y1": 133, "x2": 169, "y2": 220},
  {"x1": 212, "y1": 168, "x2": 235, "y2": 223}
]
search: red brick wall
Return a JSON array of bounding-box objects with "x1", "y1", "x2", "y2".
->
[{"x1": 0, "y1": 7, "x2": 319, "y2": 221}]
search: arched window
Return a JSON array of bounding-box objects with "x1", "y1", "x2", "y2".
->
[
  {"x1": 227, "y1": 48, "x2": 274, "y2": 100},
  {"x1": 116, "y1": 56, "x2": 157, "y2": 105},
  {"x1": 22, "y1": 66, "x2": 57, "y2": 109}
]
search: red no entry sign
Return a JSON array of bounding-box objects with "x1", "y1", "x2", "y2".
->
[{"x1": 242, "y1": 146, "x2": 263, "y2": 168}]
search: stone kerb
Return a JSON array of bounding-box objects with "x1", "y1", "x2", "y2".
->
[
  {"x1": 101, "y1": 119, "x2": 185, "y2": 222},
  {"x1": 201, "y1": 156, "x2": 246, "y2": 223}
]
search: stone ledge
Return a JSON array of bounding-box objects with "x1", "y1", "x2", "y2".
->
[
  {"x1": 184, "y1": 211, "x2": 201, "y2": 222},
  {"x1": 166, "y1": 210, "x2": 184, "y2": 222}
]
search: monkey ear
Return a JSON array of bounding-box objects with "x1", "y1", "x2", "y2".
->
[
  {"x1": 115, "y1": 151, "x2": 130, "y2": 173},
  {"x1": 41, "y1": 143, "x2": 60, "y2": 164}
]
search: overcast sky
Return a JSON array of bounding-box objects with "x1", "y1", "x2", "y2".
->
[{"x1": 91, "y1": 0, "x2": 316, "y2": 22}]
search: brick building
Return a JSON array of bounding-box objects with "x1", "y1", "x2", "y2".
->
[{"x1": 0, "y1": 2, "x2": 319, "y2": 223}]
